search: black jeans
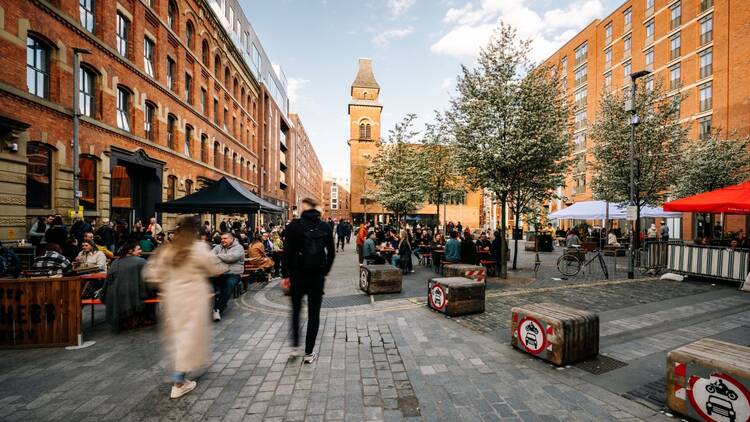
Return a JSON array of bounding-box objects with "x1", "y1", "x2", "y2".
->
[
  {"x1": 337, "y1": 236, "x2": 346, "y2": 250},
  {"x1": 291, "y1": 273, "x2": 325, "y2": 355}
]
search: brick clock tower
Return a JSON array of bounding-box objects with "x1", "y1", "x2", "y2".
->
[{"x1": 348, "y1": 58, "x2": 385, "y2": 223}]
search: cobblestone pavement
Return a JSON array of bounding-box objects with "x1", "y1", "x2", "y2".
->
[{"x1": 1, "y1": 247, "x2": 748, "y2": 421}]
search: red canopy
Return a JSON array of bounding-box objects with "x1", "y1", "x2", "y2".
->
[{"x1": 663, "y1": 182, "x2": 750, "y2": 214}]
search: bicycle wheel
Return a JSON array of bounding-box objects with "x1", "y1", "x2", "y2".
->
[{"x1": 557, "y1": 255, "x2": 581, "y2": 277}]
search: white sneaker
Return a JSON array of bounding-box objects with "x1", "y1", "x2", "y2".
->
[
  {"x1": 303, "y1": 352, "x2": 318, "y2": 364},
  {"x1": 170, "y1": 380, "x2": 196, "y2": 399},
  {"x1": 290, "y1": 346, "x2": 303, "y2": 357},
  {"x1": 212, "y1": 309, "x2": 221, "y2": 322}
]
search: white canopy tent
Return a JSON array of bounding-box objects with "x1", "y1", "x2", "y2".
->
[{"x1": 549, "y1": 200, "x2": 682, "y2": 220}]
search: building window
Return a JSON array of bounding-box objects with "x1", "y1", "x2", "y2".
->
[
  {"x1": 645, "y1": 19, "x2": 654, "y2": 42},
  {"x1": 574, "y1": 42, "x2": 587, "y2": 66},
  {"x1": 223, "y1": 108, "x2": 228, "y2": 131},
  {"x1": 359, "y1": 122, "x2": 371, "y2": 139},
  {"x1": 699, "y1": 116, "x2": 711, "y2": 139},
  {"x1": 604, "y1": 23, "x2": 612, "y2": 44},
  {"x1": 200, "y1": 88, "x2": 207, "y2": 115},
  {"x1": 233, "y1": 152, "x2": 238, "y2": 175},
  {"x1": 213, "y1": 98, "x2": 219, "y2": 124},
  {"x1": 224, "y1": 147, "x2": 229, "y2": 171},
  {"x1": 167, "y1": 57, "x2": 175, "y2": 91},
  {"x1": 645, "y1": 48, "x2": 654, "y2": 70},
  {"x1": 116, "y1": 87, "x2": 130, "y2": 132},
  {"x1": 214, "y1": 55, "x2": 221, "y2": 79},
  {"x1": 79, "y1": 0, "x2": 95, "y2": 32},
  {"x1": 646, "y1": 0, "x2": 654, "y2": 10},
  {"x1": 224, "y1": 67, "x2": 230, "y2": 86},
  {"x1": 700, "y1": 48, "x2": 713, "y2": 79},
  {"x1": 670, "y1": 34, "x2": 681, "y2": 60},
  {"x1": 604, "y1": 72, "x2": 612, "y2": 90},
  {"x1": 144, "y1": 37, "x2": 155, "y2": 77},
  {"x1": 185, "y1": 73, "x2": 193, "y2": 104},
  {"x1": 213, "y1": 142, "x2": 220, "y2": 168},
  {"x1": 560, "y1": 56, "x2": 568, "y2": 73},
  {"x1": 144, "y1": 102, "x2": 155, "y2": 141},
  {"x1": 79, "y1": 67, "x2": 95, "y2": 117},
  {"x1": 623, "y1": 35, "x2": 631, "y2": 53},
  {"x1": 26, "y1": 142, "x2": 53, "y2": 209},
  {"x1": 185, "y1": 179, "x2": 193, "y2": 195},
  {"x1": 701, "y1": 0, "x2": 713, "y2": 12},
  {"x1": 184, "y1": 125, "x2": 192, "y2": 157},
  {"x1": 574, "y1": 88, "x2": 587, "y2": 109},
  {"x1": 670, "y1": 64, "x2": 681, "y2": 90},
  {"x1": 700, "y1": 15, "x2": 713, "y2": 45},
  {"x1": 167, "y1": 0, "x2": 177, "y2": 31},
  {"x1": 624, "y1": 7, "x2": 632, "y2": 28},
  {"x1": 699, "y1": 82, "x2": 712, "y2": 112},
  {"x1": 604, "y1": 48, "x2": 612, "y2": 67},
  {"x1": 26, "y1": 36, "x2": 49, "y2": 99},
  {"x1": 167, "y1": 175, "x2": 176, "y2": 201},
  {"x1": 79, "y1": 156, "x2": 97, "y2": 210},
  {"x1": 201, "y1": 134, "x2": 208, "y2": 162},
  {"x1": 574, "y1": 110, "x2": 586, "y2": 130},
  {"x1": 186, "y1": 21, "x2": 194, "y2": 50},
  {"x1": 623, "y1": 60, "x2": 632, "y2": 79},
  {"x1": 167, "y1": 114, "x2": 176, "y2": 149},
  {"x1": 116, "y1": 13, "x2": 129, "y2": 57},
  {"x1": 202, "y1": 40, "x2": 209, "y2": 65},
  {"x1": 670, "y1": 2, "x2": 681, "y2": 29},
  {"x1": 574, "y1": 65, "x2": 587, "y2": 87},
  {"x1": 645, "y1": 77, "x2": 654, "y2": 91}
]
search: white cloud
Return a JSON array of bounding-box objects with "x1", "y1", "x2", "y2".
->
[
  {"x1": 286, "y1": 77, "x2": 309, "y2": 106},
  {"x1": 432, "y1": 0, "x2": 604, "y2": 62},
  {"x1": 387, "y1": 0, "x2": 417, "y2": 17},
  {"x1": 372, "y1": 27, "x2": 414, "y2": 47}
]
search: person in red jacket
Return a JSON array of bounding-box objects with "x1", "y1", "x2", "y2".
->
[{"x1": 356, "y1": 223, "x2": 367, "y2": 264}]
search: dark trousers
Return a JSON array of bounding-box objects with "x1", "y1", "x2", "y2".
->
[
  {"x1": 212, "y1": 273, "x2": 240, "y2": 313},
  {"x1": 337, "y1": 236, "x2": 346, "y2": 250},
  {"x1": 291, "y1": 273, "x2": 324, "y2": 355}
]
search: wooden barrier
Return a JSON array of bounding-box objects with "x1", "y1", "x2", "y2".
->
[
  {"x1": 427, "y1": 277, "x2": 485, "y2": 317},
  {"x1": 441, "y1": 264, "x2": 486, "y2": 284},
  {"x1": 510, "y1": 303, "x2": 599, "y2": 366},
  {"x1": 0, "y1": 276, "x2": 82, "y2": 348},
  {"x1": 359, "y1": 264, "x2": 402, "y2": 294},
  {"x1": 666, "y1": 338, "x2": 750, "y2": 422}
]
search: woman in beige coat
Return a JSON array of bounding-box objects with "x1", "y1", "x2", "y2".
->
[{"x1": 143, "y1": 216, "x2": 225, "y2": 399}]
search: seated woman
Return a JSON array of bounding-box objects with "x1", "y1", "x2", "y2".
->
[
  {"x1": 565, "y1": 230, "x2": 581, "y2": 248},
  {"x1": 460, "y1": 230, "x2": 479, "y2": 265},
  {"x1": 247, "y1": 234, "x2": 274, "y2": 272},
  {"x1": 607, "y1": 231, "x2": 621, "y2": 247},
  {"x1": 75, "y1": 240, "x2": 107, "y2": 273},
  {"x1": 100, "y1": 241, "x2": 157, "y2": 331}
]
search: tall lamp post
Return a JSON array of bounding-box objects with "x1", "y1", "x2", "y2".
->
[
  {"x1": 626, "y1": 69, "x2": 651, "y2": 279},
  {"x1": 72, "y1": 47, "x2": 91, "y2": 217}
]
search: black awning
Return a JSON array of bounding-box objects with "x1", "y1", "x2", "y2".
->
[{"x1": 155, "y1": 176, "x2": 284, "y2": 214}]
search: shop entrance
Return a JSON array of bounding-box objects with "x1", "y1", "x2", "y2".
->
[{"x1": 109, "y1": 148, "x2": 163, "y2": 230}]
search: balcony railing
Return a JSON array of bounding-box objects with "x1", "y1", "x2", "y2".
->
[
  {"x1": 700, "y1": 64, "x2": 712, "y2": 79},
  {"x1": 671, "y1": 17, "x2": 681, "y2": 30},
  {"x1": 670, "y1": 48, "x2": 680, "y2": 61},
  {"x1": 701, "y1": 31, "x2": 713, "y2": 46},
  {"x1": 700, "y1": 99, "x2": 712, "y2": 112}
]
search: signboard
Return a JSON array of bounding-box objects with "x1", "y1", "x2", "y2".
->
[
  {"x1": 516, "y1": 316, "x2": 547, "y2": 355},
  {"x1": 359, "y1": 268, "x2": 369, "y2": 291},
  {"x1": 687, "y1": 372, "x2": 750, "y2": 422},
  {"x1": 429, "y1": 284, "x2": 446, "y2": 311},
  {"x1": 0, "y1": 277, "x2": 81, "y2": 348},
  {"x1": 627, "y1": 205, "x2": 638, "y2": 221}
]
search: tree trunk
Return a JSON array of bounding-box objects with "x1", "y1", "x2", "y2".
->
[
  {"x1": 436, "y1": 201, "x2": 440, "y2": 233},
  {"x1": 512, "y1": 205, "x2": 521, "y2": 270},
  {"x1": 635, "y1": 202, "x2": 641, "y2": 267},
  {"x1": 499, "y1": 194, "x2": 508, "y2": 278}
]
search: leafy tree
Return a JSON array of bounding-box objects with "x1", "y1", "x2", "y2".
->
[
  {"x1": 447, "y1": 24, "x2": 571, "y2": 276},
  {"x1": 367, "y1": 114, "x2": 428, "y2": 224},
  {"x1": 672, "y1": 132, "x2": 750, "y2": 198},
  {"x1": 419, "y1": 111, "x2": 466, "y2": 230},
  {"x1": 589, "y1": 80, "x2": 687, "y2": 246}
]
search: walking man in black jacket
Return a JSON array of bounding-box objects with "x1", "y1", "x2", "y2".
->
[{"x1": 282, "y1": 198, "x2": 335, "y2": 363}]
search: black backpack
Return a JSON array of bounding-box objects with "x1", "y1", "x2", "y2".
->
[{"x1": 299, "y1": 221, "x2": 329, "y2": 270}]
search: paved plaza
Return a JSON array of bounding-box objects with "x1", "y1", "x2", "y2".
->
[{"x1": 1, "y1": 246, "x2": 749, "y2": 421}]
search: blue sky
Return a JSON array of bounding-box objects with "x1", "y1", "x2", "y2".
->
[{"x1": 241, "y1": 0, "x2": 621, "y2": 178}]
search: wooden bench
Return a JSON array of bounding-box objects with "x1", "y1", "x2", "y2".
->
[
  {"x1": 511, "y1": 303, "x2": 599, "y2": 366},
  {"x1": 427, "y1": 277, "x2": 485, "y2": 317},
  {"x1": 666, "y1": 338, "x2": 750, "y2": 422},
  {"x1": 359, "y1": 264, "x2": 402, "y2": 294},
  {"x1": 81, "y1": 297, "x2": 161, "y2": 327},
  {"x1": 442, "y1": 264, "x2": 486, "y2": 285},
  {"x1": 418, "y1": 253, "x2": 432, "y2": 267}
]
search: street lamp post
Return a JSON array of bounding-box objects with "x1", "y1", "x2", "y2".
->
[
  {"x1": 72, "y1": 47, "x2": 91, "y2": 216},
  {"x1": 626, "y1": 69, "x2": 651, "y2": 279}
]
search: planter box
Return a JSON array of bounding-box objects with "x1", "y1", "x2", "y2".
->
[
  {"x1": 359, "y1": 264, "x2": 402, "y2": 294},
  {"x1": 511, "y1": 303, "x2": 599, "y2": 366},
  {"x1": 666, "y1": 338, "x2": 750, "y2": 422},
  {"x1": 441, "y1": 264, "x2": 486, "y2": 284},
  {"x1": 428, "y1": 277, "x2": 485, "y2": 317}
]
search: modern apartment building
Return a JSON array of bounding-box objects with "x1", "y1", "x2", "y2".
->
[
  {"x1": 543, "y1": 0, "x2": 750, "y2": 238},
  {"x1": 323, "y1": 176, "x2": 351, "y2": 222}
]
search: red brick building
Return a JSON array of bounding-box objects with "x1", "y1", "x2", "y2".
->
[
  {"x1": 289, "y1": 113, "x2": 323, "y2": 214},
  {"x1": 0, "y1": 0, "x2": 308, "y2": 241}
]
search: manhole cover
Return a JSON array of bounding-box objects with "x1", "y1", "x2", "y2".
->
[
  {"x1": 321, "y1": 294, "x2": 371, "y2": 308},
  {"x1": 574, "y1": 355, "x2": 628, "y2": 375},
  {"x1": 622, "y1": 378, "x2": 666, "y2": 410}
]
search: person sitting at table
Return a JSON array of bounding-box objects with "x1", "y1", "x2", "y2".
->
[
  {"x1": 62, "y1": 235, "x2": 80, "y2": 262},
  {"x1": 75, "y1": 240, "x2": 107, "y2": 273},
  {"x1": 607, "y1": 231, "x2": 621, "y2": 247},
  {"x1": 0, "y1": 242, "x2": 20, "y2": 278},
  {"x1": 476, "y1": 232, "x2": 492, "y2": 252},
  {"x1": 139, "y1": 232, "x2": 157, "y2": 253},
  {"x1": 99, "y1": 241, "x2": 156, "y2": 331},
  {"x1": 83, "y1": 231, "x2": 114, "y2": 259},
  {"x1": 444, "y1": 230, "x2": 462, "y2": 264},
  {"x1": 32, "y1": 243, "x2": 72, "y2": 276},
  {"x1": 728, "y1": 239, "x2": 740, "y2": 251},
  {"x1": 432, "y1": 233, "x2": 445, "y2": 248},
  {"x1": 363, "y1": 231, "x2": 383, "y2": 264},
  {"x1": 565, "y1": 229, "x2": 581, "y2": 248},
  {"x1": 460, "y1": 230, "x2": 478, "y2": 265},
  {"x1": 247, "y1": 234, "x2": 274, "y2": 273}
]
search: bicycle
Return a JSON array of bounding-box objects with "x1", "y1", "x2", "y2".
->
[{"x1": 556, "y1": 246, "x2": 609, "y2": 279}]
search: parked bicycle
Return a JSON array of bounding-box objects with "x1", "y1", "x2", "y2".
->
[{"x1": 556, "y1": 246, "x2": 609, "y2": 279}]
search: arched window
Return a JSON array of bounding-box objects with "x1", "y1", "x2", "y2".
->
[
  {"x1": 26, "y1": 36, "x2": 50, "y2": 99},
  {"x1": 167, "y1": 0, "x2": 177, "y2": 31},
  {"x1": 214, "y1": 55, "x2": 221, "y2": 79},
  {"x1": 247, "y1": 162, "x2": 252, "y2": 179},
  {"x1": 223, "y1": 147, "x2": 230, "y2": 171},
  {"x1": 144, "y1": 101, "x2": 156, "y2": 141},
  {"x1": 213, "y1": 141, "x2": 220, "y2": 168},
  {"x1": 240, "y1": 157, "x2": 245, "y2": 179},
  {"x1": 185, "y1": 179, "x2": 193, "y2": 195},
  {"x1": 184, "y1": 124, "x2": 193, "y2": 157},
  {"x1": 167, "y1": 175, "x2": 177, "y2": 200},
  {"x1": 359, "y1": 121, "x2": 371, "y2": 140},
  {"x1": 224, "y1": 67, "x2": 230, "y2": 86},
  {"x1": 202, "y1": 40, "x2": 209, "y2": 65},
  {"x1": 79, "y1": 155, "x2": 97, "y2": 210},
  {"x1": 166, "y1": 114, "x2": 176, "y2": 149},
  {"x1": 116, "y1": 86, "x2": 131, "y2": 132},
  {"x1": 185, "y1": 20, "x2": 194, "y2": 50},
  {"x1": 79, "y1": 0, "x2": 95, "y2": 32},
  {"x1": 26, "y1": 142, "x2": 53, "y2": 209},
  {"x1": 79, "y1": 66, "x2": 96, "y2": 117},
  {"x1": 200, "y1": 134, "x2": 208, "y2": 163},
  {"x1": 240, "y1": 87, "x2": 245, "y2": 105},
  {"x1": 233, "y1": 152, "x2": 238, "y2": 175},
  {"x1": 233, "y1": 77, "x2": 238, "y2": 97}
]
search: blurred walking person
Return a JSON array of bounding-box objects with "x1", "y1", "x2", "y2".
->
[
  {"x1": 282, "y1": 198, "x2": 335, "y2": 363},
  {"x1": 144, "y1": 216, "x2": 225, "y2": 399}
]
